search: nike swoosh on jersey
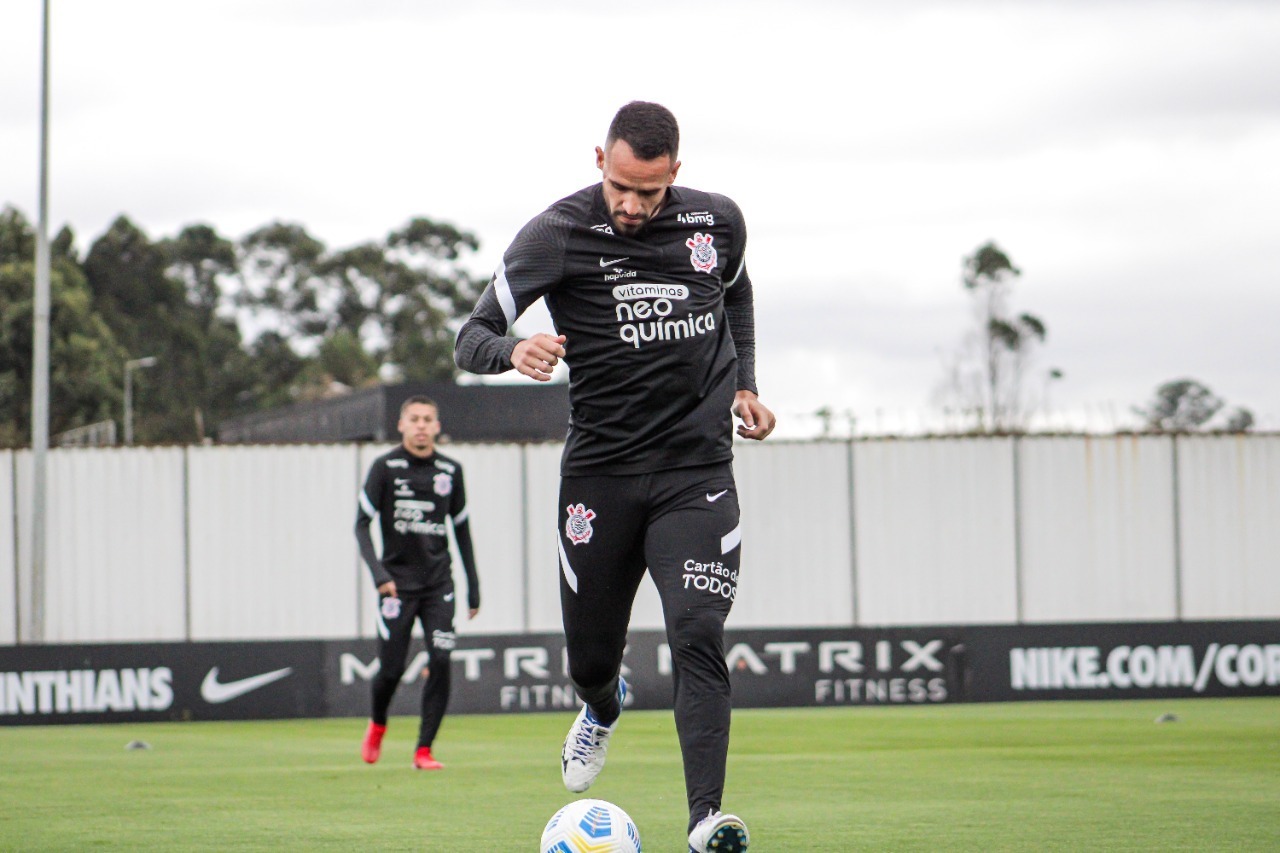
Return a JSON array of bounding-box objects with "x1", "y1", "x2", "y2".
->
[
  {"x1": 706, "y1": 489, "x2": 729, "y2": 502},
  {"x1": 599, "y1": 256, "x2": 630, "y2": 267},
  {"x1": 200, "y1": 666, "x2": 293, "y2": 704}
]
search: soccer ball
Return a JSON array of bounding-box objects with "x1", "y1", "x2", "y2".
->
[{"x1": 540, "y1": 798, "x2": 641, "y2": 852}]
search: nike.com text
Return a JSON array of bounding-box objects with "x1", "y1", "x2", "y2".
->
[{"x1": 1011, "y1": 643, "x2": 1280, "y2": 692}]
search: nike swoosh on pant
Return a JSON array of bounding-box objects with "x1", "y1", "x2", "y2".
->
[
  {"x1": 200, "y1": 666, "x2": 293, "y2": 704},
  {"x1": 706, "y1": 489, "x2": 729, "y2": 502}
]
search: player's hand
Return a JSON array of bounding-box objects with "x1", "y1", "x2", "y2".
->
[
  {"x1": 378, "y1": 580, "x2": 397, "y2": 598},
  {"x1": 468, "y1": 607, "x2": 479, "y2": 620},
  {"x1": 511, "y1": 333, "x2": 567, "y2": 381},
  {"x1": 733, "y1": 391, "x2": 776, "y2": 440}
]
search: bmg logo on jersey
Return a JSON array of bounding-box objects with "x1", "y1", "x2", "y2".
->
[
  {"x1": 683, "y1": 557, "x2": 737, "y2": 600},
  {"x1": 612, "y1": 282, "x2": 715, "y2": 350},
  {"x1": 677, "y1": 211, "x2": 715, "y2": 226}
]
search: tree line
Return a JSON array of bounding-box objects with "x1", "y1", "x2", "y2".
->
[
  {"x1": 1, "y1": 205, "x2": 1256, "y2": 447},
  {"x1": 0, "y1": 205, "x2": 485, "y2": 446},
  {"x1": 937, "y1": 241, "x2": 1255, "y2": 434}
]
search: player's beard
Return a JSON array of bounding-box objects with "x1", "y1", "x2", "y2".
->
[{"x1": 610, "y1": 209, "x2": 650, "y2": 236}]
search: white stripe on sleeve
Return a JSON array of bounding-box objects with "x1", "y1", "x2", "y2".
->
[
  {"x1": 494, "y1": 260, "x2": 517, "y2": 328},
  {"x1": 452, "y1": 506, "x2": 470, "y2": 525},
  {"x1": 724, "y1": 254, "x2": 747, "y2": 288},
  {"x1": 359, "y1": 490, "x2": 378, "y2": 518}
]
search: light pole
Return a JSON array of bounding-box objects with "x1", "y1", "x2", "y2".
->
[
  {"x1": 124, "y1": 356, "x2": 158, "y2": 445},
  {"x1": 30, "y1": 0, "x2": 52, "y2": 643}
]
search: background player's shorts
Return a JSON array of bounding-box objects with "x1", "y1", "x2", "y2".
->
[{"x1": 376, "y1": 588, "x2": 457, "y2": 676}]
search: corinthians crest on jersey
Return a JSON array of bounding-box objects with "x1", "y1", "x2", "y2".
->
[{"x1": 686, "y1": 232, "x2": 718, "y2": 273}]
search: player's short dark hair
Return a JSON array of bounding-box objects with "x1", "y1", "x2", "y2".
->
[
  {"x1": 606, "y1": 101, "x2": 679, "y2": 162},
  {"x1": 400, "y1": 395, "x2": 437, "y2": 416}
]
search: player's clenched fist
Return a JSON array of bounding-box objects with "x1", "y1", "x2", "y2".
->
[{"x1": 511, "y1": 333, "x2": 567, "y2": 381}]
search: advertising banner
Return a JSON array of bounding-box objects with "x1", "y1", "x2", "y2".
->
[
  {"x1": 324, "y1": 625, "x2": 965, "y2": 719},
  {"x1": 962, "y1": 620, "x2": 1280, "y2": 702},
  {"x1": 3, "y1": 620, "x2": 1276, "y2": 726},
  {"x1": 0, "y1": 641, "x2": 324, "y2": 726}
]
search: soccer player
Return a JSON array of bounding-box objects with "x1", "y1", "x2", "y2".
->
[
  {"x1": 355, "y1": 396, "x2": 480, "y2": 771},
  {"x1": 454, "y1": 101, "x2": 773, "y2": 852}
]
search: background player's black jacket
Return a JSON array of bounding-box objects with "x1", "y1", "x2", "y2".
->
[
  {"x1": 355, "y1": 446, "x2": 479, "y2": 606},
  {"x1": 454, "y1": 184, "x2": 758, "y2": 476}
]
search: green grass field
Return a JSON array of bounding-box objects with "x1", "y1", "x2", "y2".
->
[{"x1": 2, "y1": 698, "x2": 1278, "y2": 851}]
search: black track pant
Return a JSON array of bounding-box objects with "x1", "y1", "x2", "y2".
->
[
  {"x1": 557, "y1": 462, "x2": 741, "y2": 831},
  {"x1": 370, "y1": 589, "x2": 456, "y2": 749}
]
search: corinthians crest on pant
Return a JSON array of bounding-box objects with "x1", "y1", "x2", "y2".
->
[{"x1": 565, "y1": 503, "x2": 597, "y2": 545}]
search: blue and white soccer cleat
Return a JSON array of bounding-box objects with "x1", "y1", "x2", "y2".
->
[
  {"x1": 688, "y1": 810, "x2": 750, "y2": 852},
  {"x1": 560, "y1": 676, "x2": 627, "y2": 793}
]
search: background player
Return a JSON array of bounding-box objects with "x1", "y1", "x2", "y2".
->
[
  {"x1": 355, "y1": 396, "x2": 480, "y2": 770},
  {"x1": 454, "y1": 101, "x2": 773, "y2": 852}
]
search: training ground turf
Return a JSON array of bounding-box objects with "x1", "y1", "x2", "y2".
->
[{"x1": 1, "y1": 698, "x2": 1277, "y2": 850}]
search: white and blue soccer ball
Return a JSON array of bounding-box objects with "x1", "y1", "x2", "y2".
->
[{"x1": 540, "y1": 798, "x2": 641, "y2": 852}]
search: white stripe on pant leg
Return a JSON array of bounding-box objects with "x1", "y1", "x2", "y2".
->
[
  {"x1": 556, "y1": 534, "x2": 579, "y2": 593},
  {"x1": 376, "y1": 608, "x2": 390, "y2": 640},
  {"x1": 721, "y1": 524, "x2": 741, "y2": 554}
]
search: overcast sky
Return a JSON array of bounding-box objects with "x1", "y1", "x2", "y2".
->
[{"x1": 2, "y1": 0, "x2": 1277, "y2": 436}]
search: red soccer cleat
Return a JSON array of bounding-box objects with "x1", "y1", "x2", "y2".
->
[
  {"x1": 413, "y1": 746, "x2": 444, "y2": 770},
  {"x1": 361, "y1": 722, "x2": 386, "y2": 764}
]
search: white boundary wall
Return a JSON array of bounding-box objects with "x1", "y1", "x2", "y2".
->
[
  {"x1": 855, "y1": 438, "x2": 1019, "y2": 626},
  {"x1": 1018, "y1": 436, "x2": 1178, "y2": 622},
  {"x1": 3, "y1": 435, "x2": 1277, "y2": 644},
  {"x1": 186, "y1": 445, "x2": 360, "y2": 640},
  {"x1": 0, "y1": 451, "x2": 14, "y2": 644},
  {"x1": 1177, "y1": 435, "x2": 1280, "y2": 619}
]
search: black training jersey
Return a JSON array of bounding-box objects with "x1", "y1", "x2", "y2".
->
[
  {"x1": 354, "y1": 446, "x2": 479, "y2": 606},
  {"x1": 455, "y1": 184, "x2": 758, "y2": 476}
]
